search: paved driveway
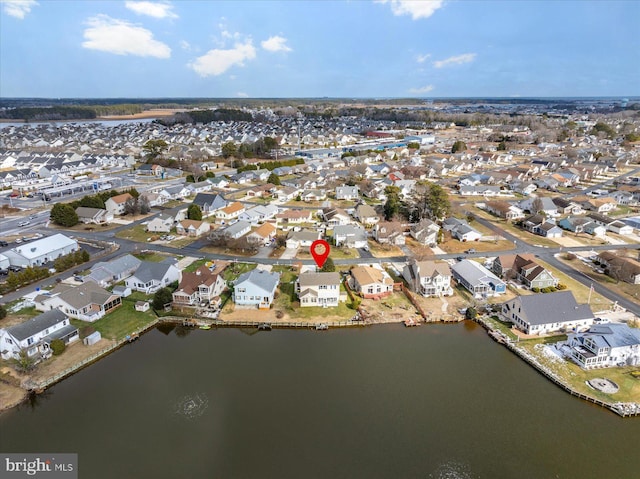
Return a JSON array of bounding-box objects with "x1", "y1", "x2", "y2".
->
[{"x1": 280, "y1": 247, "x2": 298, "y2": 259}]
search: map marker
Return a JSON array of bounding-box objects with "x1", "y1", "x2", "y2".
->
[{"x1": 310, "y1": 239, "x2": 330, "y2": 268}]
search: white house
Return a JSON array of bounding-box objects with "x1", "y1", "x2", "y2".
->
[
  {"x1": 402, "y1": 260, "x2": 453, "y2": 297},
  {"x1": 105, "y1": 193, "x2": 133, "y2": 216},
  {"x1": 567, "y1": 323, "x2": 640, "y2": 369},
  {"x1": 296, "y1": 271, "x2": 343, "y2": 307},
  {"x1": 233, "y1": 269, "x2": 281, "y2": 309},
  {"x1": 36, "y1": 281, "x2": 122, "y2": 322},
  {"x1": 3, "y1": 233, "x2": 78, "y2": 268},
  {"x1": 126, "y1": 260, "x2": 182, "y2": 294},
  {"x1": 0, "y1": 310, "x2": 79, "y2": 360}
]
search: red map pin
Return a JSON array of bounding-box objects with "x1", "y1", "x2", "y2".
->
[{"x1": 310, "y1": 239, "x2": 330, "y2": 268}]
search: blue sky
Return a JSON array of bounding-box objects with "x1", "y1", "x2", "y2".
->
[{"x1": 1, "y1": 0, "x2": 638, "y2": 98}]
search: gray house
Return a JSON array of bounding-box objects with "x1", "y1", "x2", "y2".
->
[
  {"x1": 125, "y1": 259, "x2": 181, "y2": 294},
  {"x1": 85, "y1": 254, "x2": 142, "y2": 288},
  {"x1": 233, "y1": 269, "x2": 281, "y2": 309}
]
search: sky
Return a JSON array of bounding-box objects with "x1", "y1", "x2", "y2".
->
[{"x1": 0, "y1": 0, "x2": 638, "y2": 98}]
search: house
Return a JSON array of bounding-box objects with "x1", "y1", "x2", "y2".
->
[
  {"x1": 442, "y1": 218, "x2": 482, "y2": 242},
  {"x1": 301, "y1": 189, "x2": 327, "y2": 202},
  {"x1": 520, "y1": 215, "x2": 563, "y2": 238},
  {"x1": 410, "y1": 219, "x2": 440, "y2": 247},
  {"x1": 176, "y1": 220, "x2": 210, "y2": 237},
  {"x1": 580, "y1": 197, "x2": 617, "y2": 214},
  {"x1": 567, "y1": 323, "x2": 640, "y2": 369},
  {"x1": 36, "y1": 281, "x2": 122, "y2": 322},
  {"x1": 322, "y1": 207, "x2": 351, "y2": 227},
  {"x1": 276, "y1": 209, "x2": 313, "y2": 226},
  {"x1": 233, "y1": 269, "x2": 280, "y2": 309},
  {"x1": 0, "y1": 310, "x2": 79, "y2": 360},
  {"x1": 607, "y1": 220, "x2": 634, "y2": 236},
  {"x1": 335, "y1": 185, "x2": 359, "y2": 200},
  {"x1": 192, "y1": 193, "x2": 227, "y2": 215},
  {"x1": 492, "y1": 254, "x2": 558, "y2": 289},
  {"x1": 552, "y1": 198, "x2": 584, "y2": 215},
  {"x1": 451, "y1": 260, "x2": 506, "y2": 298},
  {"x1": 75, "y1": 207, "x2": 113, "y2": 225},
  {"x1": 137, "y1": 164, "x2": 164, "y2": 176},
  {"x1": 140, "y1": 192, "x2": 166, "y2": 208},
  {"x1": 216, "y1": 202, "x2": 245, "y2": 223},
  {"x1": 186, "y1": 181, "x2": 213, "y2": 195},
  {"x1": 247, "y1": 223, "x2": 277, "y2": 246},
  {"x1": 147, "y1": 214, "x2": 175, "y2": 233},
  {"x1": 3, "y1": 233, "x2": 78, "y2": 268},
  {"x1": 501, "y1": 291, "x2": 593, "y2": 335},
  {"x1": 333, "y1": 225, "x2": 368, "y2": 248},
  {"x1": 402, "y1": 260, "x2": 453, "y2": 297},
  {"x1": 247, "y1": 183, "x2": 276, "y2": 198},
  {"x1": 238, "y1": 204, "x2": 279, "y2": 225},
  {"x1": 85, "y1": 254, "x2": 141, "y2": 288},
  {"x1": 126, "y1": 259, "x2": 181, "y2": 294},
  {"x1": 558, "y1": 216, "x2": 602, "y2": 236},
  {"x1": 296, "y1": 272, "x2": 343, "y2": 307},
  {"x1": 372, "y1": 222, "x2": 406, "y2": 246},
  {"x1": 348, "y1": 265, "x2": 394, "y2": 299},
  {"x1": 285, "y1": 229, "x2": 321, "y2": 249},
  {"x1": 596, "y1": 252, "x2": 640, "y2": 284},
  {"x1": 517, "y1": 196, "x2": 558, "y2": 217},
  {"x1": 172, "y1": 266, "x2": 227, "y2": 306},
  {"x1": 354, "y1": 204, "x2": 380, "y2": 227},
  {"x1": 105, "y1": 193, "x2": 134, "y2": 216},
  {"x1": 485, "y1": 201, "x2": 524, "y2": 221}
]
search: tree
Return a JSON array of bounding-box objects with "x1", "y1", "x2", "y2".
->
[
  {"x1": 320, "y1": 257, "x2": 336, "y2": 272},
  {"x1": 78, "y1": 195, "x2": 105, "y2": 209},
  {"x1": 407, "y1": 142, "x2": 420, "y2": 149},
  {"x1": 12, "y1": 351, "x2": 37, "y2": 373},
  {"x1": 0, "y1": 304, "x2": 6, "y2": 320},
  {"x1": 152, "y1": 287, "x2": 173, "y2": 310},
  {"x1": 268, "y1": 172, "x2": 281, "y2": 186},
  {"x1": 465, "y1": 307, "x2": 478, "y2": 320},
  {"x1": 221, "y1": 141, "x2": 238, "y2": 158},
  {"x1": 50, "y1": 203, "x2": 78, "y2": 227},
  {"x1": 187, "y1": 204, "x2": 203, "y2": 221},
  {"x1": 143, "y1": 139, "x2": 168, "y2": 160},
  {"x1": 50, "y1": 339, "x2": 65, "y2": 356},
  {"x1": 497, "y1": 141, "x2": 507, "y2": 151},
  {"x1": 425, "y1": 183, "x2": 450, "y2": 220},
  {"x1": 383, "y1": 186, "x2": 401, "y2": 221},
  {"x1": 123, "y1": 197, "x2": 139, "y2": 216},
  {"x1": 139, "y1": 196, "x2": 151, "y2": 215},
  {"x1": 451, "y1": 140, "x2": 467, "y2": 153}
]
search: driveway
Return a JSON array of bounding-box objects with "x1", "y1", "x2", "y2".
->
[
  {"x1": 358, "y1": 248, "x2": 373, "y2": 259},
  {"x1": 280, "y1": 247, "x2": 298, "y2": 260},
  {"x1": 252, "y1": 245, "x2": 274, "y2": 259}
]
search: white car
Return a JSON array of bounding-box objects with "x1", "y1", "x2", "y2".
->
[{"x1": 18, "y1": 221, "x2": 30, "y2": 227}]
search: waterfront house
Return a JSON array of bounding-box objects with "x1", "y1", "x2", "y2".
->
[
  {"x1": 348, "y1": 265, "x2": 394, "y2": 299},
  {"x1": 36, "y1": 281, "x2": 122, "y2": 323},
  {"x1": 232, "y1": 269, "x2": 281, "y2": 309},
  {"x1": 172, "y1": 266, "x2": 226, "y2": 306},
  {"x1": 567, "y1": 323, "x2": 640, "y2": 369},
  {"x1": 296, "y1": 271, "x2": 343, "y2": 307},
  {"x1": 126, "y1": 259, "x2": 181, "y2": 294},
  {"x1": 451, "y1": 260, "x2": 506, "y2": 298},
  {"x1": 105, "y1": 193, "x2": 133, "y2": 216},
  {"x1": 3, "y1": 233, "x2": 78, "y2": 268},
  {"x1": 402, "y1": 260, "x2": 453, "y2": 297},
  {"x1": 501, "y1": 291, "x2": 593, "y2": 335},
  {"x1": 85, "y1": 254, "x2": 141, "y2": 288},
  {"x1": 0, "y1": 310, "x2": 79, "y2": 360}
]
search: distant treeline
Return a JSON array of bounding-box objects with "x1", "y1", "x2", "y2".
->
[
  {"x1": 0, "y1": 104, "x2": 147, "y2": 121},
  {"x1": 236, "y1": 158, "x2": 305, "y2": 173},
  {"x1": 156, "y1": 108, "x2": 253, "y2": 125}
]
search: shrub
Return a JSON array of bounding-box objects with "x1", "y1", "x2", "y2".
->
[
  {"x1": 348, "y1": 297, "x2": 362, "y2": 310},
  {"x1": 556, "y1": 283, "x2": 567, "y2": 290},
  {"x1": 564, "y1": 253, "x2": 577, "y2": 261},
  {"x1": 532, "y1": 287, "x2": 540, "y2": 293},
  {"x1": 541, "y1": 287, "x2": 552, "y2": 293},
  {"x1": 465, "y1": 307, "x2": 478, "y2": 320},
  {"x1": 0, "y1": 304, "x2": 6, "y2": 320},
  {"x1": 50, "y1": 339, "x2": 66, "y2": 356}
]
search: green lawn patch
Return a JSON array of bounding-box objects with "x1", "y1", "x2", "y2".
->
[
  {"x1": 73, "y1": 299, "x2": 156, "y2": 341},
  {"x1": 183, "y1": 258, "x2": 208, "y2": 273},
  {"x1": 115, "y1": 224, "x2": 152, "y2": 243},
  {"x1": 222, "y1": 263, "x2": 256, "y2": 282}
]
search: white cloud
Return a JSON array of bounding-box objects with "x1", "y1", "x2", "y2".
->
[
  {"x1": 1, "y1": 0, "x2": 38, "y2": 19},
  {"x1": 377, "y1": 0, "x2": 444, "y2": 20},
  {"x1": 125, "y1": 1, "x2": 177, "y2": 19},
  {"x1": 82, "y1": 15, "x2": 171, "y2": 58},
  {"x1": 261, "y1": 35, "x2": 292, "y2": 53},
  {"x1": 189, "y1": 40, "x2": 256, "y2": 77},
  {"x1": 236, "y1": 92, "x2": 249, "y2": 98},
  {"x1": 409, "y1": 85, "x2": 435, "y2": 94},
  {"x1": 433, "y1": 53, "x2": 476, "y2": 68},
  {"x1": 416, "y1": 53, "x2": 431, "y2": 63}
]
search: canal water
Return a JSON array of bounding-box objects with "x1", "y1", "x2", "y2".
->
[{"x1": 1, "y1": 322, "x2": 639, "y2": 479}]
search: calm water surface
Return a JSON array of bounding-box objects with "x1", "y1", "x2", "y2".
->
[{"x1": 1, "y1": 322, "x2": 639, "y2": 479}]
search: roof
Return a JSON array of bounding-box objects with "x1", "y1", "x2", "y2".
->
[
  {"x1": 6, "y1": 309, "x2": 68, "y2": 341},
  {"x1": 75, "y1": 206, "x2": 106, "y2": 218},
  {"x1": 413, "y1": 260, "x2": 451, "y2": 278},
  {"x1": 351, "y1": 266, "x2": 393, "y2": 286},
  {"x1": 451, "y1": 260, "x2": 504, "y2": 288},
  {"x1": 583, "y1": 323, "x2": 640, "y2": 349},
  {"x1": 175, "y1": 266, "x2": 219, "y2": 296},
  {"x1": 11, "y1": 233, "x2": 77, "y2": 260},
  {"x1": 132, "y1": 260, "x2": 177, "y2": 283},
  {"x1": 297, "y1": 272, "x2": 340, "y2": 288},
  {"x1": 235, "y1": 269, "x2": 280, "y2": 293},
  {"x1": 108, "y1": 193, "x2": 133, "y2": 204},
  {"x1": 251, "y1": 223, "x2": 276, "y2": 238},
  {"x1": 54, "y1": 281, "x2": 117, "y2": 309},
  {"x1": 510, "y1": 291, "x2": 594, "y2": 326},
  {"x1": 221, "y1": 202, "x2": 244, "y2": 214}
]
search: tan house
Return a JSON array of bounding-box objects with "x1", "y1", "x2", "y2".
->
[
  {"x1": 176, "y1": 219, "x2": 210, "y2": 237},
  {"x1": 348, "y1": 266, "x2": 394, "y2": 299},
  {"x1": 296, "y1": 271, "x2": 344, "y2": 307},
  {"x1": 216, "y1": 202, "x2": 245, "y2": 222},
  {"x1": 247, "y1": 223, "x2": 277, "y2": 246},
  {"x1": 172, "y1": 266, "x2": 227, "y2": 306}
]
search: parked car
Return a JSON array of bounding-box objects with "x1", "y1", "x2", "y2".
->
[
  {"x1": 18, "y1": 221, "x2": 30, "y2": 227},
  {"x1": 8, "y1": 266, "x2": 22, "y2": 272},
  {"x1": 0, "y1": 240, "x2": 8, "y2": 247}
]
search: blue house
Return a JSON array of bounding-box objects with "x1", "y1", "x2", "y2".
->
[{"x1": 233, "y1": 269, "x2": 281, "y2": 309}]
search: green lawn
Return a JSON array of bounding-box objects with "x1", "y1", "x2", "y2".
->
[
  {"x1": 222, "y1": 263, "x2": 256, "y2": 282},
  {"x1": 72, "y1": 299, "x2": 156, "y2": 341},
  {"x1": 184, "y1": 258, "x2": 208, "y2": 273},
  {"x1": 115, "y1": 224, "x2": 153, "y2": 243}
]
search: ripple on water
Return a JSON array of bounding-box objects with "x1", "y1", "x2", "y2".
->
[
  {"x1": 173, "y1": 393, "x2": 209, "y2": 420},
  {"x1": 429, "y1": 460, "x2": 477, "y2": 479}
]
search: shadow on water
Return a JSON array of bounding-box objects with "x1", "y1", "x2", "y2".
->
[
  {"x1": 156, "y1": 323, "x2": 176, "y2": 336},
  {"x1": 18, "y1": 389, "x2": 54, "y2": 412}
]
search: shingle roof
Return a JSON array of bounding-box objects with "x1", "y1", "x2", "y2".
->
[
  {"x1": 513, "y1": 291, "x2": 593, "y2": 326},
  {"x1": 7, "y1": 309, "x2": 68, "y2": 341},
  {"x1": 297, "y1": 272, "x2": 340, "y2": 288},
  {"x1": 235, "y1": 269, "x2": 280, "y2": 293}
]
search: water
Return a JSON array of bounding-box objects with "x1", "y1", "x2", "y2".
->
[{"x1": 1, "y1": 323, "x2": 639, "y2": 479}]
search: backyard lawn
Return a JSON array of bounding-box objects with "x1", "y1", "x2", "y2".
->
[{"x1": 73, "y1": 297, "x2": 156, "y2": 341}]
